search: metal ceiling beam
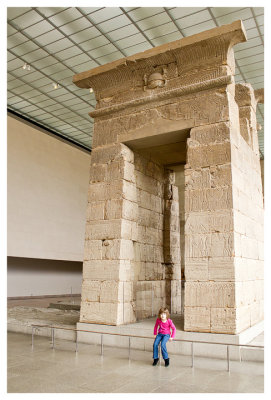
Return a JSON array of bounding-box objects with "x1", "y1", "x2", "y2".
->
[
  {"x1": 163, "y1": 8, "x2": 185, "y2": 38},
  {"x1": 119, "y1": 7, "x2": 156, "y2": 47},
  {"x1": 250, "y1": 7, "x2": 264, "y2": 46},
  {"x1": 7, "y1": 18, "x2": 95, "y2": 111},
  {"x1": 8, "y1": 84, "x2": 92, "y2": 139},
  {"x1": 32, "y1": 7, "x2": 102, "y2": 69},
  {"x1": 8, "y1": 49, "x2": 93, "y2": 127},
  {"x1": 76, "y1": 7, "x2": 129, "y2": 58}
]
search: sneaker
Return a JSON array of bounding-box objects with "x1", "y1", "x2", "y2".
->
[
  {"x1": 165, "y1": 358, "x2": 170, "y2": 367},
  {"x1": 152, "y1": 358, "x2": 159, "y2": 366}
]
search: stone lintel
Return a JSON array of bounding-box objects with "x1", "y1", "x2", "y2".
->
[{"x1": 73, "y1": 21, "x2": 247, "y2": 118}]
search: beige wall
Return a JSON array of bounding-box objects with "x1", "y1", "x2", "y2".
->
[
  {"x1": 7, "y1": 257, "x2": 82, "y2": 297},
  {"x1": 7, "y1": 114, "x2": 91, "y2": 261}
]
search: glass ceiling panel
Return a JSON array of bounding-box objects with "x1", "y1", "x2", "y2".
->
[
  {"x1": 72, "y1": 62, "x2": 95, "y2": 74},
  {"x1": 127, "y1": 8, "x2": 165, "y2": 21},
  {"x1": 7, "y1": 6, "x2": 264, "y2": 156},
  {"x1": 176, "y1": 9, "x2": 212, "y2": 29},
  {"x1": 8, "y1": 32, "x2": 29, "y2": 48},
  {"x1": 35, "y1": 30, "x2": 65, "y2": 46},
  {"x1": 78, "y1": 8, "x2": 103, "y2": 16},
  {"x1": 144, "y1": 22, "x2": 177, "y2": 40},
  {"x1": 182, "y1": 20, "x2": 216, "y2": 36},
  {"x1": 116, "y1": 32, "x2": 146, "y2": 49},
  {"x1": 45, "y1": 38, "x2": 74, "y2": 53},
  {"x1": 210, "y1": 7, "x2": 245, "y2": 18},
  {"x1": 236, "y1": 47, "x2": 263, "y2": 59},
  {"x1": 88, "y1": 7, "x2": 123, "y2": 24},
  {"x1": 106, "y1": 24, "x2": 138, "y2": 41},
  {"x1": 24, "y1": 20, "x2": 54, "y2": 38},
  {"x1": 10, "y1": 41, "x2": 39, "y2": 56},
  {"x1": 60, "y1": 17, "x2": 92, "y2": 36},
  {"x1": 253, "y1": 8, "x2": 264, "y2": 16},
  {"x1": 235, "y1": 37, "x2": 263, "y2": 52},
  {"x1": 35, "y1": 7, "x2": 67, "y2": 18},
  {"x1": 124, "y1": 42, "x2": 152, "y2": 57},
  {"x1": 168, "y1": 7, "x2": 206, "y2": 20},
  {"x1": 152, "y1": 31, "x2": 182, "y2": 46},
  {"x1": 69, "y1": 26, "x2": 101, "y2": 44},
  {"x1": 136, "y1": 12, "x2": 171, "y2": 30},
  {"x1": 216, "y1": 9, "x2": 253, "y2": 25},
  {"x1": 7, "y1": 7, "x2": 32, "y2": 20},
  {"x1": 97, "y1": 14, "x2": 131, "y2": 33},
  {"x1": 48, "y1": 8, "x2": 83, "y2": 26},
  {"x1": 11, "y1": 10, "x2": 43, "y2": 29}
]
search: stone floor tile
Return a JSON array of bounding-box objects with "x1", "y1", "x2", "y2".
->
[{"x1": 7, "y1": 332, "x2": 264, "y2": 393}]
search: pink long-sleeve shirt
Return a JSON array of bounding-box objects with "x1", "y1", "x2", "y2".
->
[{"x1": 153, "y1": 318, "x2": 176, "y2": 339}]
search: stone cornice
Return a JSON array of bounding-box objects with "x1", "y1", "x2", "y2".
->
[
  {"x1": 235, "y1": 84, "x2": 264, "y2": 110},
  {"x1": 89, "y1": 75, "x2": 234, "y2": 118},
  {"x1": 73, "y1": 20, "x2": 246, "y2": 90},
  {"x1": 73, "y1": 20, "x2": 246, "y2": 118}
]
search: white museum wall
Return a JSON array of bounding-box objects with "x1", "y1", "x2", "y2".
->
[{"x1": 7, "y1": 114, "x2": 91, "y2": 297}]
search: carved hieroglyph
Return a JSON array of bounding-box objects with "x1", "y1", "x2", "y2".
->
[{"x1": 73, "y1": 20, "x2": 264, "y2": 333}]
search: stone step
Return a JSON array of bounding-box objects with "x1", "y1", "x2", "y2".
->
[
  {"x1": 48, "y1": 303, "x2": 80, "y2": 311},
  {"x1": 7, "y1": 307, "x2": 264, "y2": 363}
]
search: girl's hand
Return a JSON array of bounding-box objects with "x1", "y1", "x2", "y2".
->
[{"x1": 169, "y1": 338, "x2": 173, "y2": 342}]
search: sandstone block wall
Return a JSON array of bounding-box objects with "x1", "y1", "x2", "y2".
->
[
  {"x1": 184, "y1": 84, "x2": 264, "y2": 334},
  {"x1": 81, "y1": 144, "x2": 182, "y2": 324},
  {"x1": 74, "y1": 21, "x2": 264, "y2": 332},
  {"x1": 81, "y1": 143, "x2": 138, "y2": 324},
  {"x1": 184, "y1": 113, "x2": 237, "y2": 333},
  {"x1": 134, "y1": 152, "x2": 166, "y2": 320},
  {"x1": 232, "y1": 83, "x2": 264, "y2": 332}
]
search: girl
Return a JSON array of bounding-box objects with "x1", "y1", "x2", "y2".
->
[{"x1": 152, "y1": 307, "x2": 176, "y2": 367}]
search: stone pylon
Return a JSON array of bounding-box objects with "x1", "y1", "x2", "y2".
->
[{"x1": 73, "y1": 20, "x2": 264, "y2": 333}]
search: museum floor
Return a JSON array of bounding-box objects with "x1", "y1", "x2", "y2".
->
[
  {"x1": 7, "y1": 331, "x2": 263, "y2": 393},
  {"x1": 7, "y1": 296, "x2": 264, "y2": 393}
]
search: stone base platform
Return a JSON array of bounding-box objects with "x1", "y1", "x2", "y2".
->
[
  {"x1": 7, "y1": 306, "x2": 263, "y2": 362},
  {"x1": 77, "y1": 314, "x2": 264, "y2": 362}
]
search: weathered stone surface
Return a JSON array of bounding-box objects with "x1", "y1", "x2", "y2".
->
[
  {"x1": 185, "y1": 281, "x2": 235, "y2": 308},
  {"x1": 208, "y1": 257, "x2": 235, "y2": 281},
  {"x1": 185, "y1": 187, "x2": 233, "y2": 212},
  {"x1": 190, "y1": 122, "x2": 231, "y2": 145},
  {"x1": 80, "y1": 301, "x2": 119, "y2": 325},
  {"x1": 184, "y1": 306, "x2": 211, "y2": 332},
  {"x1": 185, "y1": 168, "x2": 211, "y2": 190},
  {"x1": 185, "y1": 232, "x2": 234, "y2": 258},
  {"x1": 84, "y1": 240, "x2": 102, "y2": 261},
  {"x1": 102, "y1": 239, "x2": 134, "y2": 260},
  {"x1": 185, "y1": 258, "x2": 209, "y2": 281},
  {"x1": 74, "y1": 21, "x2": 263, "y2": 331},
  {"x1": 83, "y1": 259, "x2": 133, "y2": 281},
  {"x1": 86, "y1": 201, "x2": 105, "y2": 221},
  {"x1": 210, "y1": 307, "x2": 236, "y2": 333},
  {"x1": 185, "y1": 210, "x2": 233, "y2": 234},
  {"x1": 187, "y1": 142, "x2": 231, "y2": 168}
]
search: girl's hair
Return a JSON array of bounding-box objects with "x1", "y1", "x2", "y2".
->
[{"x1": 158, "y1": 307, "x2": 170, "y2": 320}]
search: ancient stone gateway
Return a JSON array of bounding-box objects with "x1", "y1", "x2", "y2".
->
[{"x1": 73, "y1": 20, "x2": 264, "y2": 334}]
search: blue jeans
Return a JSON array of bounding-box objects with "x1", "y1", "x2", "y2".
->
[{"x1": 153, "y1": 334, "x2": 170, "y2": 360}]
